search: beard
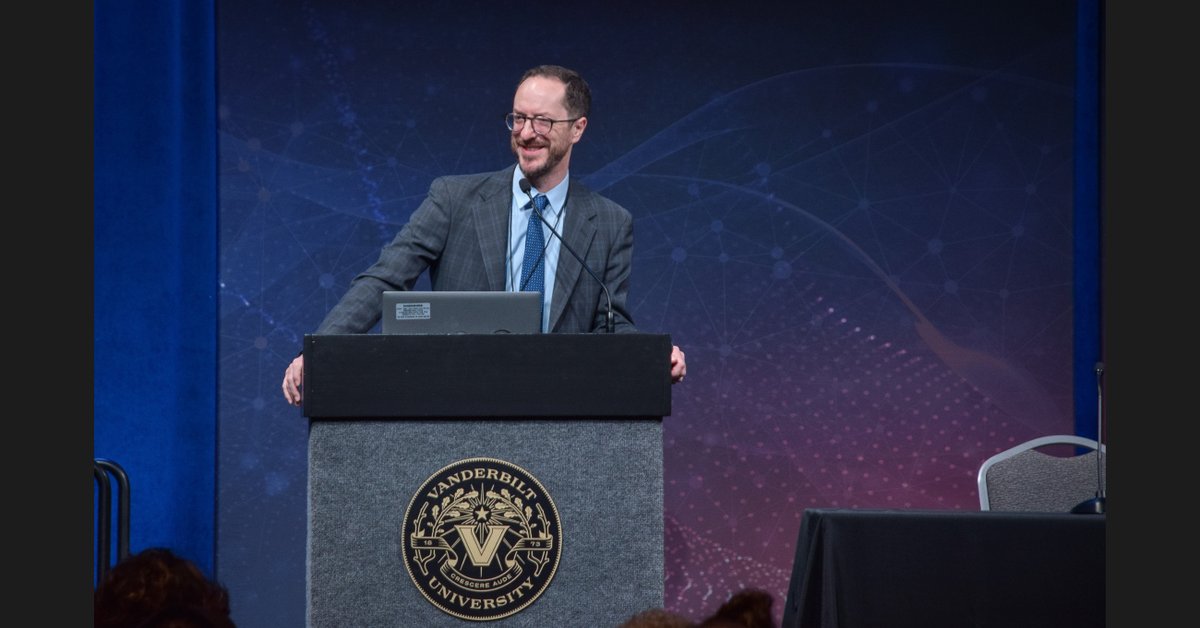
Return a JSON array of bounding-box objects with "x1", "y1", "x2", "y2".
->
[{"x1": 511, "y1": 134, "x2": 569, "y2": 185}]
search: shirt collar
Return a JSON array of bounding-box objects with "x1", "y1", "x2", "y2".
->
[{"x1": 512, "y1": 168, "x2": 568, "y2": 217}]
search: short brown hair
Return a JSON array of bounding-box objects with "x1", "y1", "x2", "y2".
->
[{"x1": 519, "y1": 64, "x2": 591, "y2": 119}]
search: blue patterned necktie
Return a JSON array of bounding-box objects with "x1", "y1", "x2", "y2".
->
[{"x1": 520, "y1": 194, "x2": 550, "y2": 310}]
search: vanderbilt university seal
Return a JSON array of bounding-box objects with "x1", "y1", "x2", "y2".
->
[{"x1": 401, "y1": 457, "x2": 562, "y2": 621}]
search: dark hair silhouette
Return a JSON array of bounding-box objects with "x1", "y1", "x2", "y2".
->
[
  {"x1": 620, "y1": 588, "x2": 777, "y2": 628},
  {"x1": 94, "y1": 547, "x2": 235, "y2": 628},
  {"x1": 697, "y1": 588, "x2": 776, "y2": 628},
  {"x1": 619, "y1": 607, "x2": 696, "y2": 628}
]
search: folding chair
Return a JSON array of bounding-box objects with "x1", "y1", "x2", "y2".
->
[{"x1": 976, "y1": 435, "x2": 1105, "y2": 511}]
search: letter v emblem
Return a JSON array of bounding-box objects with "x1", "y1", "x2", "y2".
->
[{"x1": 454, "y1": 525, "x2": 508, "y2": 566}]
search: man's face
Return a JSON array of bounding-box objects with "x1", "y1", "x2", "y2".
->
[{"x1": 510, "y1": 76, "x2": 586, "y2": 188}]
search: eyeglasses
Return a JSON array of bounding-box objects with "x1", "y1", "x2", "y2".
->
[{"x1": 505, "y1": 112, "x2": 580, "y2": 136}]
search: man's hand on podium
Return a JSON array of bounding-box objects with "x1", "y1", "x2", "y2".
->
[
  {"x1": 670, "y1": 345, "x2": 686, "y2": 384},
  {"x1": 282, "y1": 355, "x2": 304, "y2": 406}
]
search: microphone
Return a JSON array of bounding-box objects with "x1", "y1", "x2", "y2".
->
[
  {"x1": 1071, "y1": 361, "x2": 1106, "y2": 514},
  {"x1": 518, "y1": 178, "x2": 615, "y2": 333}
]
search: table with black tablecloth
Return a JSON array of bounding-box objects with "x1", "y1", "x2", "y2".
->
[{"x1": 781, "y1": 508, "x2": 1105, "y2": 628}]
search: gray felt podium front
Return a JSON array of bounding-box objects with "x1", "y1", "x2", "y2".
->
[{"x1": 302, "y1": 333, "x2": 672, "y2": 627}]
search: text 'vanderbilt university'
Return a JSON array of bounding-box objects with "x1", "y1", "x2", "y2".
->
[{"x1": 402, "y1": 457, "x2": 562, "y2": 621}]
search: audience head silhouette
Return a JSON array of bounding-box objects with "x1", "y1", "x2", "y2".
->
[
  {"x1": 696, "y1": 588, "x2": 776, "y2": 628},
  {"x1": 619, "y1": 607, "x2": 696, "y2": 628},
  {"x1": 94, "y1": 547, "x2": 235, "y2": 628},
  {"x1": 620, "y1": 587, "x2": 777, "y2": 628}
]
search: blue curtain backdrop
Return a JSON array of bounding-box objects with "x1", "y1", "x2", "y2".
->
[
  {"x1": 1074, "y1": 1, "x2": 1103, "y2": 437},
  {"x1": 93, "y1": 0, "x2": 217, "y2": 577},
  {"x1": 94, "y1": 0, "x2": 1100, "y2": 624}
]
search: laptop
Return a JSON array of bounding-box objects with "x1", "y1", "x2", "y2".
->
[{"x1": 380, "y1": 291, "x2": 542, "y2": 335}]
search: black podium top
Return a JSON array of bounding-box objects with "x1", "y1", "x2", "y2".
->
[{"x1": 302, "y1": 333, "x2": 672, "y2": 419}]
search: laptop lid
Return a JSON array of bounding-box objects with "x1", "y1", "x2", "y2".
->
[{"x1": 380, "y1": 291, "x2": 542, "y2": 335}]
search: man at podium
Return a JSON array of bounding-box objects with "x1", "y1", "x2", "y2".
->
[{"x1": 282, "y1": 63, "x2": 686, "y2": 406}]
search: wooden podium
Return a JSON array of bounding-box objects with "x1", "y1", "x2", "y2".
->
[{"x1": 303, "y1": 333, "x2": 671, "y2": 627}]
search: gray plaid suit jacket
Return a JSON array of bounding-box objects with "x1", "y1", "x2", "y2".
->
[{"x1": 313, "y1": 165, "x2": 638, "y2": 335}]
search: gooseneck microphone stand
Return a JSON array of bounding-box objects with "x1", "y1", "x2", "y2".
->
[{"x1": 1071, "y1": 362, "x2": 1106, "y2": 514}]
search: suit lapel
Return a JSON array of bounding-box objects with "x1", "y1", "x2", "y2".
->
[
  {"x1": 474, "y1": 167, "x2": 516, "y2": 291},
  {"x1": 549, "y1": 181, "x2": 597, "y2": 331}
]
